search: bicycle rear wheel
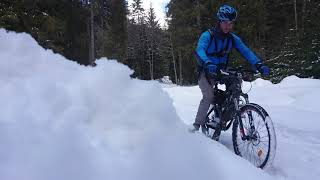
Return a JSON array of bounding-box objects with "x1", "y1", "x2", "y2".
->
[{"x1": 232, "y1": 104, "x2": 276, "y2": 169}]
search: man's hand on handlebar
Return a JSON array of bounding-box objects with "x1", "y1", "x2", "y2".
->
[
  {"x1": 254, "y1": 62, "x2": 270, "y2": 76},
  {"x1": 205, "y1": 62, "x2": 218, "y2": 79}
]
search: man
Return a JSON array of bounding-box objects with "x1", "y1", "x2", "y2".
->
[{"x1": 189, "y1": 5, "x2": 270, "y2": 140}]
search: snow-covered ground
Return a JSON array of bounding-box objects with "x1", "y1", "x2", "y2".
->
[
  {"x1": 163, "y1": 76, "x2": 320, "y2": 180},
  {"x1": 0, "y1": 29, "x2": 318, "y2": 180},
  {"x1": 0, "y1": 29, "x2": 273, "y2": 180}
]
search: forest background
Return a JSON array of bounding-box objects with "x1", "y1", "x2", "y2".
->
[{"x1": 1, "y1": 0, "x2": 319, "y2": 84}]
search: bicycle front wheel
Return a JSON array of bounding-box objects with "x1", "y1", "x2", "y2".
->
[{"x1": 232, "y1": 103, "x2": 276, "y2": 169}]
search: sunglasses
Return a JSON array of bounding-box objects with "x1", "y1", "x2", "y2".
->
[{"x1": 220, "y1": 21, "x2": 234, "y2": 26}]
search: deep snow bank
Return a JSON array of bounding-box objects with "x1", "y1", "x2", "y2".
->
[{"x1": 0, "y1": 29, "x2": 271, "y2": 180}]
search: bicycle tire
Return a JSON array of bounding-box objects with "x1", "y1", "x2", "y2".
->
[{"x1": 232, "y1": 103, "x2": 276, "y2": 169}]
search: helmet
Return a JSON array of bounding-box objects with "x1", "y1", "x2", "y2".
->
[{"x1": 216, "y1": 5, "x2": 237, "y2": 22}]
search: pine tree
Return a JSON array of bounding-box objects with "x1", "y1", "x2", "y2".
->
[
  {"x1": 167, "y1": 0, "x2": 201, "y2": 84},
  {"x1": 146, "y1": 4, "x2": 159, "y2": 80},
  {"x1": 127, "y1": 0, "x2": 148, "y2": 79},
  {"x1": 105, "y1": 0, "x2": 127, "y2": 62}
]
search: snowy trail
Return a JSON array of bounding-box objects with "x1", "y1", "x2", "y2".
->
[
  {"x1": 268, "y1": 107, "x2": 320, "y2": 179},
  {"x1": 163, "y1": 81, "x2": 320, "y2": 180}
]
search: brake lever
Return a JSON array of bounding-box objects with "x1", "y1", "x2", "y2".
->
[{"x1": 219, "y1": 69, "x2": 230, "y2": 76}]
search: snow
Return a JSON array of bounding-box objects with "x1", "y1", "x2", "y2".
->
[
  {"x1": 1, "y1": 28, "x2": 319, "y2": 180},
  {"x1": 0, "y1": 29, "x2": 272, "y2": 180},
  {"x1": 164, "y1": 76, "x2": 320, "y2": 180}
]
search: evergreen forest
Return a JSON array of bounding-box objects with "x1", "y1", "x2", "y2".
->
[{"x1": 1, "y1": 0, "x2": 319, "y2": 84}]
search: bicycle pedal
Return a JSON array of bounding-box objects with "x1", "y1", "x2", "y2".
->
[{"x1": 206, "y1": 121, "x2": 218, "y2": 128}]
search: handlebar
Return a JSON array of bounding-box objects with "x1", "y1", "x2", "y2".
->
[
  {"x1": 216, "y1": 67, "x2": 261, "y2": 83},
  {"x1": 219, "y1": 67, "x2": 259, "y2": 76}
]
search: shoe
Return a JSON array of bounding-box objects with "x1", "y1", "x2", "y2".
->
[{"x1": 188, "y1": 124, "x2": 200, "y2": 133}]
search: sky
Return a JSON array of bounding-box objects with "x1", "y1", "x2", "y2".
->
[{"x1": 127, "y1": 0, "x2": 170, "y2": 27}]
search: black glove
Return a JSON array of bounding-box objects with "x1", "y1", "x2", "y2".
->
[
  {"x1": 255, "y1": 62, "x2": 270, "y2": 76},
  {"x1": 205, "y1": 62, "x2": 218, "y2": 79}
]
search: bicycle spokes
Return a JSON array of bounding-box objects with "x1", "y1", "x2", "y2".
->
[{"x1": 233, "y1": 105, "x2": 275, "y2": 169}]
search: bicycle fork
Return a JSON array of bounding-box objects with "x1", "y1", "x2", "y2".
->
[
  {"x1": 234, "y1": 98, "x2": 247, "y2": 141},
  {"x1": 235, "y1": 98, "x2": 256, "y2": 141}
]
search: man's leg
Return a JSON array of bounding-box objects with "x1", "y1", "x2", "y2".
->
[{"x1": 191, "y1": 72, "x2": 214, "y2": 132}]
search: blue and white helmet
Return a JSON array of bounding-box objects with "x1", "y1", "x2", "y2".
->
[{"x1": 216, "y1": 5, "x2": 237, "y2": 22}]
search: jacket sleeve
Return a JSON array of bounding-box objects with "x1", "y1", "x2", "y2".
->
[
  {"x1": 195, "y1": 31, "x2": 211, "y2": 65},
  {"x1": 231, "y1": 33, "x2": 260, "y2": 65}
]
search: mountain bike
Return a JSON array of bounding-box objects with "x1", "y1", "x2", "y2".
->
[{"x1": 204, "y1": 68, "x2": 277, "y2": 169}]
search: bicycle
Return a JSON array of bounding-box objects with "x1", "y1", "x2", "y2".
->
[{"x1": 204, "y1": 67, "x2": 277, "y2": 169}]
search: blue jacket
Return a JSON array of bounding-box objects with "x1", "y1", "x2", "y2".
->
[{"x1": 195, "y1": 28, "x2": 260, "y2": 68}]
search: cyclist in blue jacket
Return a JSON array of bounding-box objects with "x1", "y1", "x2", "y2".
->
[{"x1": 189, "y1": 5, "x2": 270, "y2": 140}]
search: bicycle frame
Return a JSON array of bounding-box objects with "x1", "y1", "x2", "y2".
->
[
  {"x1": 206, "y1": 70, "x2": 254, "y2": 140},
  {"x1": 204, "y1": 68, "x2": 276, "y2": 169}
]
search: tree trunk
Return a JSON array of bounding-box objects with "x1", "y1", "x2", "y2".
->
[
  {"x1": 89, "y1": 0, "x2": 95, "y2": 65},
  {"x1": 150, "y1": 29, "x2": 154, "y2": 80},
  {"x1": 147, "y1": 60, "x2": 152, "y2": 80},
  {"x1": 151, "y1": 50, "x2": 154, "y2": 80},
  {"x1": 293, "y1": 0, "x2": 299, "y2": 37},
  {"x1": 196, "y1": 0, "x2": 201, "y2": 30},
  {"x1": 178, "y1": 50, "x2": 183, "y2": 85},
  {"x1": 301, "y1": 0, "x2": 307, "y2": 36},
  {"x1": 148, "y1": 49, "x2": 154, "y2": 80},
  {"x1": 170, "y1": 34, "x2": 178, "y2": 84}
]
